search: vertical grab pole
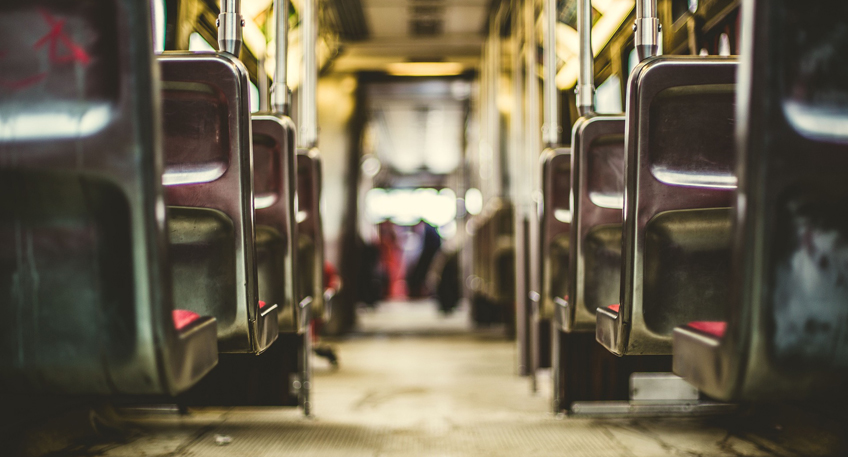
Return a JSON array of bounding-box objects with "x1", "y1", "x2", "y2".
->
[
  {"x1": 576, "y1": 0, "x2": 594, "y2": 116},
  {"x1": 218, "y1": 0, "x2": 243, "y2": 57},
  {"x1": 635, "y1": 0, "x2": 660, "y2": 61},
  {"x1": 300, "y1": 0, "x2": 318, "y2": 149},
  {"x1": 542, "y1": 0, "x2": 559, "y2": 147},
  {"x1": 299, "y1": 0, "x2": 317, "y2": 417},
  {"x1": 271, "y1": 0, "x2": 291, "y2": 116}
]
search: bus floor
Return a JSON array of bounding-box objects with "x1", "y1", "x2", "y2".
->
[{"x1": 16, "y1": 300, "x2": 848, "y2": 457}]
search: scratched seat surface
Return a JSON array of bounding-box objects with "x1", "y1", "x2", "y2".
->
[
  {"x1": 0, "y1": 0, "x2": 217, "y2": 395},
  {"x1": 673, "y1": 0, "x2": 848, "y2": 401},
  {"x1": 159, "y1": 53, "x2": 279, "y2": 354}
]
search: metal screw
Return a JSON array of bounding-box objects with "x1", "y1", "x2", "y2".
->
[
  {"x1": 632, "y1": 22, "x2": 637, "y2": 32},
  {"x1": 241, "y1": 19, "x2": 246, "y2": 27},
  {"x1": 658, "y1": 23, "x2": 663, "y2": 32},
  {"x1": 216, "y1": 18, "x2": 219, "y2": 27}
]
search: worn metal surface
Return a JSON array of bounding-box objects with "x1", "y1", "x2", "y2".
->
[
  {"x1": 630, "y1": 373, "x2": 699, "y2": 402},
  {"x1": 0, "y1": 0, "x2": 217, "y2": 395},
  {"x1": 567, "y1": 116, "x2": 625, "y2": 333},
  {"x1": 540, "y1": 148, "x2": 571, "y2": 323},
  {"x1": 253, "y1": 115, "x2": 299, "y2": 332},
  {"x1": 673, "y1": 0, "x2": 848, "y2": 401},
  {"x1": 296, "y1": 149, "x2": 325, "y2": 324},
  {"x1": 602, "y1": 57, "x2": 737, "y2": 356},
  {"x1": 159, "y1": 53, "x2": 279, "y2": 354}
]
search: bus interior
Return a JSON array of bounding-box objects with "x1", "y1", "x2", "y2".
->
[{"x1": 1, "y1": 0, "x2": 848, "y2": 455}]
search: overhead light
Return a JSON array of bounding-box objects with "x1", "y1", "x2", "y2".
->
[{"x1": 386, "y1": 62, "x2": 464, "y2": 77}]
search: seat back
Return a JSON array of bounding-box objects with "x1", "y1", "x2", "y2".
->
[
  {"x1": 480, "y1": 205, "x2": 495, "y2": 300},
  {"x1": 253, "y1": 115, "x2": 299, "y2": 332},
  {"x1": 731, "y1": 0, "x2": 848, "y2": 397},
  {"x1": 159, "y1": 53, "x2": 278, "y2": 354},
  {"x1": 540, "y1": 148, "x2": 572, "y2": 327},
  {"x1": 607, "y1": 57, "x2": 737, "y2": 355},
  {"x1": 675, "y1": 1, "x2": 848, "y2": 400},
  {"x1": 566, "y1": 116, "x2": 626, "y2": 332},
  {"x1": 296, "y1": 149, "x2": 324, "y2": 327},
  {"x1": 491, "y1": 202, "x2": 515, "y2": 305},
  {"x1": 0, "y1": 0, "x2": 217, "y2": 394},
  {"x1": 473, "y1": 204, "x2": 492, "y2": 301}
]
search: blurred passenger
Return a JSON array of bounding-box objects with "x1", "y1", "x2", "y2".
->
[
  {"x1": 429, "y1": 248, "x2": 460, "y2": 314},
  {"x1": 358, "y1": 239, "x2": 385, "y2": 308},
  {"x1": 406, "y1": 221, "x2": 442, "y2": 298}
]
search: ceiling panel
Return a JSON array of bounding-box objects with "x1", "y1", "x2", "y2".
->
[
  {"x1": 333, "y1": 0, "x2": 491, "y2": 73},
  {"x1": 442, "y1": 6, "x2": 489, "y2": 35},
  {"x1": 363, "y1": 6, "x2": 409, "y2": 37}
]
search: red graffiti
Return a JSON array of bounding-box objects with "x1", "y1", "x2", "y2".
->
[
  {"x1": 34, "y1": 8, "x2": 91, "y2": 65},
  {"x1": 0, "y1": 9, "x2": 91, "y2": 91}
]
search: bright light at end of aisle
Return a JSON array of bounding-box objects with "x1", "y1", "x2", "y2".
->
[{"x1": 365, "y1": 188, "x2": 458, "y2": 234}]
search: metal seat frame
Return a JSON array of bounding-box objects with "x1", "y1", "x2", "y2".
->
[
  {"x1": 0, "y1": 1, "x2": 217, "y2": 395},
  {"x1": 531, "y1": 148, "x2": 571, "y2": 383},
  {"x1": 673, "y1": 0, "x2": 848, "y2": 400},
  {"x1": 159, "y1": 52, "x2": 279, "y2": 354},
  {"x1": 296, "y1": 149, "x2": 324, "y2": 324},
  {"x1": 540, "y1": 148, "x2": 572, "y2": 324},
  {"x1": 566, "y1": 115, "x2": 626, "y2": 333},
  {"x1": 596, "y1": 57, "x2": 737, "y2": 356},
  {"x1": 253, "y1": 114, "x2": 300, "y2": 332}
]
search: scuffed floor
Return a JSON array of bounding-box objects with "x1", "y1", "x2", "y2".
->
[{"x1": 88, "y1": 300, "x2": 840, "y2": 457}]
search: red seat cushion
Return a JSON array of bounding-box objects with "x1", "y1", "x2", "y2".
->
[
  {"x1": 173, "y1": 309, "x2": 201, "y2": 331},
  {"x1": 606, "y1": 304, "x2": 620, "y2": 313},
  {"x1": 687, "y1": 321, "x2": 727, "y2": 338}
]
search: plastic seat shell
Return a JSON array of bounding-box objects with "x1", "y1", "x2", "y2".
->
[
  {"x1": 159, "y1": 52, "x2": 279, "y2": 354},
  {"x1": 596, "y1": 57, "x2": 737, "y2": 356},
  {"x1": 566, "y1": 116, "x2": 626, "y2": 333},
  {"x1": 673, "y1": 0, "x2": 848, "y2": 400},
  {"x1": 0, "y1": 1, "x2": 217, "y2": 395},
  {"x1": 253, "y1": 114, "x2": 300, "y2": 332},
  {"x1": 296, "y1": 149, "x2": 324, "y2": 325},
  {"x1": 539, "y1": 148, "x2": 572, "y2": 327}
]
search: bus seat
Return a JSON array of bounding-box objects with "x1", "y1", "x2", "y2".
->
[
  {"x1": 0, "y1": 0, "x2": 217, "y2": 395},
  {"x1": 297, "y1": 149, "x2": 324, "y2": 327},
  {"x1": 253, "y1": 115, "x2": 299, "y2": 332},
  {"x1": 495, "y1": 202, "x2": 516, "y2": 332},
  {"x1": 540, "y1": 149, "x2": 571, "y2": 328},
  {"x1": 468, "y1": 199, "x2": 515, "y2": 326},
  {"x1": 673, "y1": 0, "x2": 848, "y2": 401},
  {"x1": 159, "y1": 53, "x2": 279, "y2": 354},
  {"x1": 567, "y1": 116, "x2": 626, "y2": 333},
  {"x1": 597, "y1": 57, "x2": 737, "y2": 356}
]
